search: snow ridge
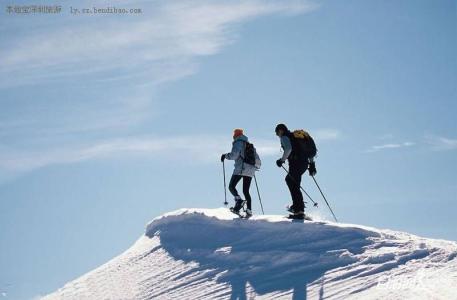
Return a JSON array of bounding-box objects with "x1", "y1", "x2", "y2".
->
[{"x1": 43, "y1": 208, "x2": 457, "y2": 300}]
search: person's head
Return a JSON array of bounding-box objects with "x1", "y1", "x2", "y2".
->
[
  {"x1": 233, "y1": 128, "x2": 244, "y2": 139},
  {"x1": 275, "y1": 123, "x2": 288, "y2": 137}
]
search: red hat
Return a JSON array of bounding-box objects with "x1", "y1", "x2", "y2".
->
[{"x1": 233, "y1": 128, "x2": 244, "y2": 138}]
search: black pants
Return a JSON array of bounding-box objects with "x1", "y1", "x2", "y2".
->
[
  {"x1": 228, "y1": 175, "x2": 252, "y2": 210},
  {"x1": 285, "y1": 160, "x2": 308, "y2": 213}
]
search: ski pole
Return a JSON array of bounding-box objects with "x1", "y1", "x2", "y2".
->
[
  {"x1": 311, "y1": 176, "x2": 338, "y2": 222},
  {"x1": 282, "y1": 166, "x2": 318, "y2": 207},
  {"x1": 222, "y1": 161, "x2": 228, "y2": 206},
  {"x1": 253, "y1": 175, "x2": 265, "y2": 215}
]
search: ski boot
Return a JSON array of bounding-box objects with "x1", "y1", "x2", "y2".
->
[{"x1": 230, "y1": 197, "x2": 244, "y2": 214}]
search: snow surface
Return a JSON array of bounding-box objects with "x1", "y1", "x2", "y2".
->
[{"x1": 43, "y1": 208, "x2": 457, "y2": 299}]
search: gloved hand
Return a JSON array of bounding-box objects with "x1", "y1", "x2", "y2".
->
[
  {"x1": 220, "y1": 154, "x2": 226, "y2": 162},
  {"x1": 308, "y1": 161, "x2": 317, "y2": 176},
  {"x1": 276, "y1": 159, "x2": 284, "y2": 167}
]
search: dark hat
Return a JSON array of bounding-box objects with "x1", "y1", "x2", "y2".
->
[{"x1": 275, "y1": 123, "x2": 288, "y2": 133}]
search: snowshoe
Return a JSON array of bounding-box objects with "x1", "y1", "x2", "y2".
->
[
  {"x1": 288, "y1": 213, "x2": 304, "y2": 220},
  {"x1": 230, "y1": 207, "x2": 242, "y2": 216},
  {"x1": 230, "y1": 200, "x2": 248, "y2": 218},
  {"x1": 287, "y1": 213, "x2": 312, "y2": 221},
  {"x1": 230, "y1": 207, "x2": 250, "y2": 219}
]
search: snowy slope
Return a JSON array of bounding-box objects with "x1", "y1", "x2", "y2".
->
[{"x1": 43, "y1": 208, "x2": 457, "y2": 300}]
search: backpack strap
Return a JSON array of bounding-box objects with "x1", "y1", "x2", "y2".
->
[{"x1": 239, "y1": 140, "x2": 246, "y2": 175}]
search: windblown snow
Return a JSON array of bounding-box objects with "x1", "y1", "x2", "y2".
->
[{"x1": 43, "y1": 208, "x2": 457, "y2": 300}]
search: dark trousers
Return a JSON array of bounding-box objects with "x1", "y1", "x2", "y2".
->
[
  {"x1": 228, "y1": 175, "x2": 252, "y2": 210},
  {"x1": 285, "y1": 160, "x2": 308, "y2": 213}
]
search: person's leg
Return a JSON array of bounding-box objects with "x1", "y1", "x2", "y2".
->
[
  {"x1": 228, "y1": 175, "x2": 242, "y2": 198},
  {"x1": 285, "y1": 166, "x2": 300, "y2": 212},
  {"x1": 294, "y1": 162, "x2": 308, "y2": 212},
  {"x1": 286, "y1": 162, "x2": 306, "y2": 213},
  {"x1": 229, "y1": 175, "x2": 244, "y2": 211},
  {"x1": 242, "y1": 176, "x2": 253, "y2": 210},
  {"x1": 294, "y1": 169, "x2": 305, "y2": 213}
]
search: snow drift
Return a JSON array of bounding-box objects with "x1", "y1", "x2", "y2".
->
[{"x1": 43, "y1": 208, "x2": 457, "y2": 299}]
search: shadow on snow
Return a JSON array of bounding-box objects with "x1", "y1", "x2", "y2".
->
[{"x1": 145, "y1": 213, "x2": 380, "y2": 299}]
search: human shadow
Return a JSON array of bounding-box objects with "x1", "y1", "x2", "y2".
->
[{"x1": 146, "y1": 213, "x2": 380, "y2": 299}]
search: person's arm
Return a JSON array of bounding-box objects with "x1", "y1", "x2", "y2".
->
[
  {"x1": 280, "y1": 136, "x2": 292, "y2": 162},
  {"x1": 225, "y1": 141, "x2": 241, "y2": 160},
  {"x1": 255, "y1": 151, "x2": 261, "y2": 169}
]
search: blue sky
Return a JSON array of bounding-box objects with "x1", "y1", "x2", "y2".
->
[{"x1": 1, "y1": 0, "x2": 456, "y2": 299}]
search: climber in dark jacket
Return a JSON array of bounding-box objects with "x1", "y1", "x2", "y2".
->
[{"x1": 275, "y1": 123, "x2": 308, "y2": 218}]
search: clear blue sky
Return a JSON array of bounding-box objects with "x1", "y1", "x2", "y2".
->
[{"x1": 1, "y1": 0, "x2": 456, "y2": 299}]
